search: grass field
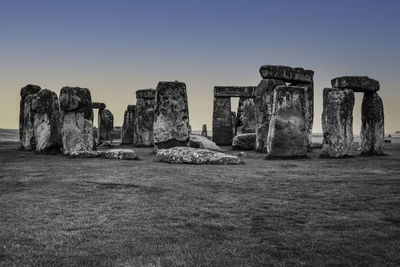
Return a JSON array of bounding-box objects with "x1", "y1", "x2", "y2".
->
[{"x1": 1, "y1": 142, "x2": 400, "y2": 266}]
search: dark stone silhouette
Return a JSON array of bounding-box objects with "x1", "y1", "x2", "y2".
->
[
  {"x1": 201, "y1": 124, "x2": 207, "y2": 137},
  {"x1": 259, "y1": 65, "x2": 314, "y2": 83},
  {"x1": 19, "y1": 84, "x2": 41, "y2": 149},
  {"x1": 134, "y1": 89, "x2": 156, "y2": 147},
  {"x1": 361, "y1": 92, "x2": 384, "y2": 155},
  {"x1": 331, "y1": 76, "x2": 379, "y2": 92},
  {"x1": 98, "y1": 109, "x2": 114, "y2": 143},
  {"x1": 121, "y1": 105, "x2": 135, "y2": 144}
]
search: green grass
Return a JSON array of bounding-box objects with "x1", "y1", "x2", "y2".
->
[{"x1": 1, "y1": 142, "x2": 400, "y2": 266}]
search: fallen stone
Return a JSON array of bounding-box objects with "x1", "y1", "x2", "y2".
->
[
  {"x1": 59, "y1": 86, "x2": 93, "y2": 121},
  {"x1": 360, "y1": 92, "x2": 385, "y2": 155},
  {"x1": 232, "y1": 133, "x2": 256, "y2": 150},
  {"x1": 97, "y1": 140, "x2": 117, "y2": 148},
  {"x1": 134, "y1": 89, "x2": 156, "y2": 147},
  {"x1": 259, "y1": 65, "x2": 314, "y2": 83},
  {"x1": 70, "y1": 149, "x2": 139, "y2": 160},
  {"x1": 189, "y1": 135, "x2": 221, "y2": 151},
  {"x1": 254, "y1": 79, "x2": 285, "y2": 152},
  {"x1": 322, "y1": 88, "x2": 355, "y2": 157},
  {"x1": 32, "y1": 89, "x2": 62, "y2": 153},
  {"x1": 153, "y1": 81, "x2": 190, "y2": 149},
  {"x1": 156, "y1": 147, "x2": 243, "y2": 165},
  {"x1": 70, "y1": 151, "x2": 104, "y2": 158},
  {"x1": 98, "y1": 109, "x2": 114, "y2": 143},
  {"x1": 331, "y1": 76, "x2": 379, "y2": 92},
  {"x1": 267, "y1": 86, "x2": 308, "y2": 157},
  {"x1": 121, "y1": 106, "x2": 135, "y2": 144}
]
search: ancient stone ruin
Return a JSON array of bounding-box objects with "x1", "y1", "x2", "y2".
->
[
  {"x1": 121, "y1": 105, "x2": 136, "y2": 144},
  {"x1": 153, "y1": 81, "x2": 190, "y2": 149},
  {"x1": 134, "y1": 89, "x2": 156, "y2": 147},
  {"x1": 322, "y1": 76, "x2": 384, "y2": 157},
  {"x1": 19, "y1": 84, "x2": 41, "y2": 150},
  {"x1": 201, "y1": 124, "x2": 208, "y2": 137},
  {"x1": 212, "y1": 86, "x2": 256, "y2": 145},
  {"x1": 98, "y1": 108, "x2": 114, "y2": 143},
  {"x1": 59, "y1": 86, "x2": 94, "y2": 155},
  {"x1": 32, "y1": 89, "x2": 62, "y2": 153},
  {"x1": 255, "y1": 65, "x2": 314, "y2": 156}
]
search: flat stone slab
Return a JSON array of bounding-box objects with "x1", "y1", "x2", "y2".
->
[
  {"x1": 136, "y1": 89, "x2": 156, "y2": 99},
  {"x1": 331, "y1": 76, "x2": 379, "y2": 92},
  {"x1": 214, "y1": 86, "x2": 256, "y2": 98},
  {"x1": 93, "y1": 102, "x2": 106, "y2": 109},
  {"x1": 189, "y1": 135, "x2": 221, "y2": 151},
  {"x1": 127, "y1": 105, "x2": 136, "y2": 111},
  {"x1": 156, "y1": 147, "x2": 244, "y2": 165},
  {"x1": 70, "y1": 149, "x2": 139, "y2": 160},
  {"x1": 259, "y1": 65, "x2": 314, "y2": 83}
]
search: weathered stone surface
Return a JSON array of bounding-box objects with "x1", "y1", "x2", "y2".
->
[
  {"x1": 322, "y1": 88, "x2": 355, "y2": 157},
  {"x1": 19, "y1": 84, "x2": 41, "y2": 142},
  {"x1": 259, "y1": 65, "x2": 314, "y2": 83},
  {"x1": 201, "y1": 124, "x2": 207, "y2": 137},
  {"x1": 134, "y1": 89, "x2": 156, "y2": 147},
  {"x1": 20, "y1": 84, "x2": 41, "y2": 99},
  {"x1": 238, "y1": 98, "x2": 256, "y2": 133},
  {"x1": 21, "y1": 94, "x2": 37, "y2": 150},
  {"x1": 232, "y1": 133, "x2": 256, "y2": 150},
  {"x1": 153, "y1": 81, "x2": 190, "y2": 149},
  {"x1": 290, "y1": 82, "x2": 314, "y2": 148},
  {"x1": 61, "y1": 112, "x2": 94, "y2": 155},
  {"x1": 92, "y1": 102, "x2": 106, "y2": 110},
  {"x1": 59, "y1": 87, "x2": 93, "y2": 121},
  {"x1": 98, "y1": 109, "x2": 114, "y2": 143},
  {"x1": 214, "y1": 86, "x2": 256, "y2": 98},
  {"x1": 31, "y1": 89, "x2": 62, "y2": 153},
  {"x1": 104, "y1": 149, "x2": 139, "y2": 160},
  {"x1": 121, "y1": 106, "x2": 135, "y2": 144},
  {"x1": 212, "y1": 97, "x2": 232, "y2": 145},
  {"x1": 189, "y1": 135, "x2": 221, "y2": 151},
  {"x1": 254, "y1": 79, "x2": 285, "y2": 152},
  {"x1": 156, "y1": 147, "x2": 243, "y2": 165},
  {"x1": 136, "y1": 88, "x2": 156, "y2": 99},
  {"x1": 267, "y1": 86, "x2": 308, "y2": 157},
  {"x1": 70, "y1": 149, "x2": 139, "y2": 160},
  {"x1": 360, "y1": 92, "x2": 384, "y2": 155},
  {"x1": 331, "y1": 76, "x2": 379, "y2": 92}
]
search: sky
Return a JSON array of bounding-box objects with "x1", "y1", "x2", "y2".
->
[{"x1": 0, "y1": 0, "x2": 399, "y2": 133}]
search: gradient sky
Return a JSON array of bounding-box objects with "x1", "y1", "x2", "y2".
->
[{"x1": 1, "y1": 0, "x2": 399, "y2": 133}]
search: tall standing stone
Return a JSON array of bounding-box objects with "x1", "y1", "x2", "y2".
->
[
  {"x1": 212, "y1": 97, "x2": 232, "y2": 145},
  {"x1": 239, "y1": 97, "x2": 256, "y2": 134},
  {"x1": 98, "y1": 109, "x2": 114, "y2": 143},
  {"x1": 254, "y1": 79, "x2": 285, "y2": 152},
  {"x1": 19, "y1": 84, "x2": 41, "y2": 150},
  {"x1": 360, "y1": 92, "x2": 384, "y2": 155},
  {"x1": 134, "y1": 89, "x2": 156, "y2": 147},
  {"x1": 59, "y1": 86, "x2": 94, "y2": 155},
  {"x1": 267, "y1": 86, "x2": 308, "y2": 157},
  {"x1": 153, "y1": 81, "x2": 190, "y2": 149},
  {"x1": 31, "y1": 89, "x2": 62, "y2": 153},
  {"x1": 121, "y1": 105, "x2": 136, "y2": 144},
  {"x1": 201, "y1": 124, "x2": 208, "y2": 137},
  {"x1": 321, "y1": 88, "x2": 355, "y2": 157}
]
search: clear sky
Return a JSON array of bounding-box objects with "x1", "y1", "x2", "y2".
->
[{"x1": 1, "y1": 0, "x2": 399, "y2": 133}]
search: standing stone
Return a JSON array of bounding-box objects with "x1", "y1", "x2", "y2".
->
[
  {"x1": 201, "y1": 124, "x2": 208, "y2": 137},
  {"x1": 267, "y1": 86, "x2": 308, "y2": 158},
  {"x1": 321, "y1": 88, "x2": 355, "y2": 157},
  {"x1": 121, "y1": 105, "x2": 135, "y2": 144},
  {"x1": 239, "y1": 98, "x2": 256, "y2": 133},
  {"x1": 98, "y1": 109, "x2": 114, "y2": 143},
  {"x1": 21, "y1": 94, "x2": 37, "y2": 150},
  {"x1": 360, "y1": 92, "x2": 384, "y2": 155},
  {"x1": 59, "y1": 87, "x2": 94, "y2": 155},
  {"x1": 231, "y1": 111, "x2": 237, "y2": 136},
  {"x1": 236, "y1": 99, "x2": 244, "y2": 134},
  {"x1": 134, "y1": 89, "x2": 156, "y2": 147},
  {"x1": 19, "y1": 84, "x2": 41, "y2": 148},
  {"x1": 291, "y1": 82, "x2": 314, "y2": 149},
  {"x1": 212, "y1": 97, "x2": 232, "y2": 145},
  {"x1": 254, "y1": 79, "x2": 285, "y2": 152},
  {"x1": 153, "y1": 81, "x2": 190, "y2": 149},
  {"x1": 31, "y1": 89, "x2": 62, "y2": 153}
]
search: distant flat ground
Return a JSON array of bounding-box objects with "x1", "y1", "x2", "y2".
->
[{"x1": 0, "y1": 142, "x2": 400, "y2": 266}]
